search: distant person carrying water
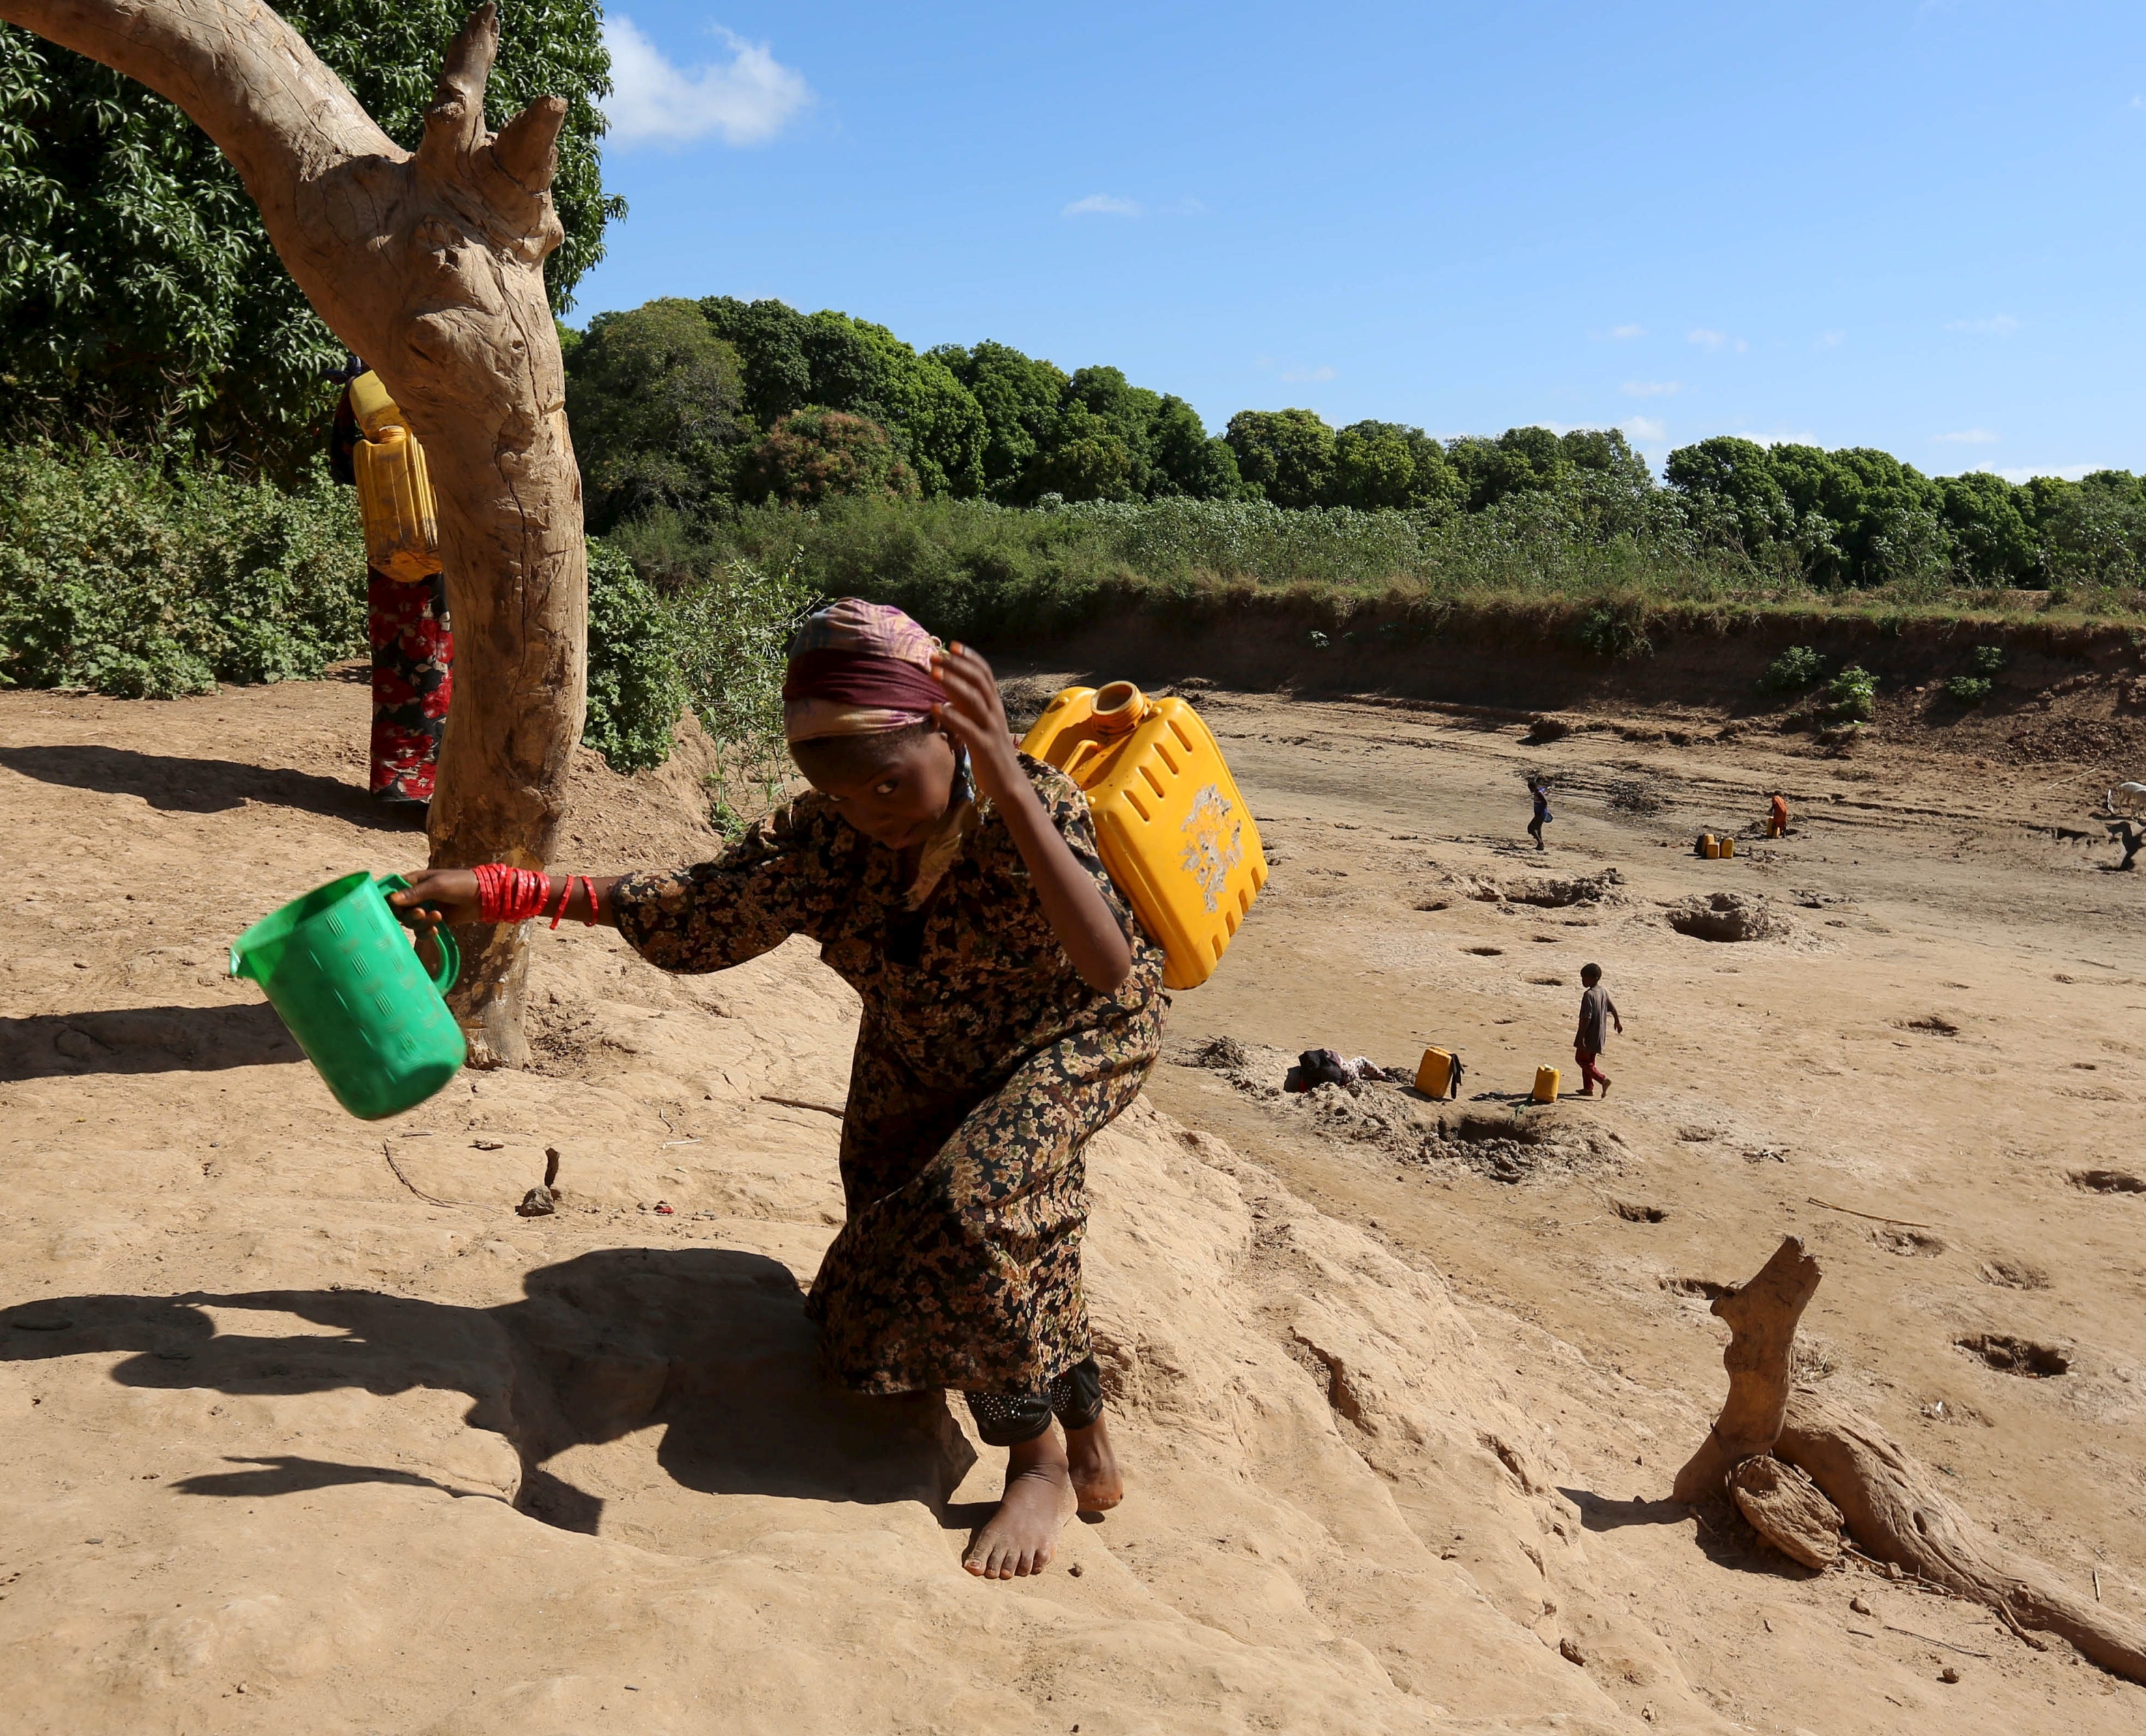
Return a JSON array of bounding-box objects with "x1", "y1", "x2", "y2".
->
[
  {"x1": 1767, "y1": 792, "x2": 1790, "y2": 838},
  {"x1": 391, "y1": 600, "x2": 1160, "y2": 1582},
  {"x1": 1527, "y1": 777, "x2": 1553, "y2": 851}
]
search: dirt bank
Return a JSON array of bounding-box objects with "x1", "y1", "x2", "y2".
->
[{"x1": 1003, "y1": 593, "x2": 2146, "y2": 780}]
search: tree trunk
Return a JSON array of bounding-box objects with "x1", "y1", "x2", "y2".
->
[
  {"x1": 1670, "y1": 1234, "x2": 1820, "y2": 1503},
  {"x1": 0, "y1": 0, "x2": 585, "y2": 1064}
]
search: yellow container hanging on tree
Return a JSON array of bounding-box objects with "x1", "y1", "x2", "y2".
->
[{"x1": 348, "y1": 371, "x2": 443, "y2": 584}]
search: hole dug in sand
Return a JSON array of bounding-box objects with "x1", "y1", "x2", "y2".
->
[
  {"x1": 2070, "y1": 1169, "x2": 2145, "y2": 1194},
  {"x1": 1659, "y1": 1276, "x2": 1736, "y2": 1301},
  {"x1": 1977, "y1": 1257, "x2": 2050, "y2": 1290},
  {"x1": 1956, "y1": 1333, "x2": 2072, "y2": 1378},
  {"x1": 1870, "y1": 1226, "x2": 1945, "y2": 1257},
  {"x1": 1612, "y1": 1200, "x2": 1668, "y2": 1223},
  {"x1": 1459, "y1": 869, "x2": 1627, "y2": 908},
  {"x1": 1665, "y1": 892, "x2": 1792, "y2": 943}
]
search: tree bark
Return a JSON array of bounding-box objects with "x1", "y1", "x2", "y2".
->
[
  {"x1": 1670, "y1": 1234, "x2": 1820, "y2": 1503},
  {"x1": 0, "y1": 0, "x2": 585, "y2": 1064}
]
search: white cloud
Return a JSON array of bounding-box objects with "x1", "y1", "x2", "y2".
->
[
  {"x1": 1610, "y1": 323, "x2": 1646, "y2": 340},
  {"x1": 1946, "y1": 315, "x2": 2020, "y2": 336},
  {"x1": 1988, "y1": 462, "x2": 2098, "y2": 483},
  {"x1": 1934, "y1": 428, "x2": 1999, "y2": 444},
  {"x1": 1281, "y1": 364, "x2": 1336, "y2": 384},
  {"x1": 1063, "y1": 193, "x2": 1143, "y2": 217},
  {"x1": 1061, "y1": 193, "x2": 1204, "y2": 218},
  {"x1": 1621, "y1": 380, "x2": 1679, "y2": 397},
  {"x1": 1687, "y1": 328, "x2": 1749, "y2": 354},
  {"x1": 1813, "y1": 330, "x2": 1845, "y2": 349},
  {"x1": 601, "y1": 17, "x2": 810, "y2": 149},
  {"x1": 1623, "y1": 416, "x2": 1668, "y2": 442}
]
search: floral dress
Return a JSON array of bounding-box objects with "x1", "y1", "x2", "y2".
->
[{"x1": 611, "y1": 755, "x2": 1167, "y2": 1399}]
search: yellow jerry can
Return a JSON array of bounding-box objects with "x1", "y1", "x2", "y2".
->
[
  {"x1": 1020, "y1": 682, "x2": 1267, "y2": 990},
  {"x1": 1720, "y1": 835, "x2": 1736, "y2": 859},
  {"x1": 1415, "y1": 1046, "x2": 1457, "y2": 1098},
  {"x1": 348, "y1": 371, "x2": 443, "y2": 584},
  {"x1": 1702, "y1": 834, "x2": 1722, "y2": 859},
  {"x1": 1532, "y1": 1065, "x2": 1561, "y2": 1103}
]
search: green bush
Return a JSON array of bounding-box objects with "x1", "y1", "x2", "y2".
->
[
  {"x1": 1944, "y1": 674, "x2": 1992, "y2": 705},
  {"x1": 1574, "y1": 597, "x2": 1653, "y2": 659},
  {"x1": 582, "y1": 537, "x2": 687, "y2": 773},
  {"x1": 1969, "y1": 644, "x2": 2006, "y2": 676},
  {"x1": 1826, "y1": 664, "x2": 1878, "y2": 723},
  {"x1": 0, "y1": 443, "x2": 365, "y2": 697},
  {"x1": 666, "y1": 556, "x2": 821, "y2": 827},
  {"x1": 1761, "y1": 644, "x2": 1826, "y2": 692}
]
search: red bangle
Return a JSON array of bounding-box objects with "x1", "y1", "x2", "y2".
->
[
  {"x1": 471, "y1": 863, "x2": 552, "y2": 925},
  {"x1": 547, "y1": 873, "x2": 573, "y2": 930}
]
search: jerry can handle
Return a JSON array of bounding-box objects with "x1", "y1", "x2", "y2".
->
[{"x1": 377, "y1": 873, "x2": 461, "y2": 994}]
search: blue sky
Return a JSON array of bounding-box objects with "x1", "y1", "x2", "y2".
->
[{"x1": 575, "y1": 1, "x2": 2146, "y2": 481}]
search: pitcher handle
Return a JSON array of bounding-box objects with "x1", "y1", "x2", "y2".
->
[{"x1": 377, "y1": 873, "x2": 461, "y2": 994}]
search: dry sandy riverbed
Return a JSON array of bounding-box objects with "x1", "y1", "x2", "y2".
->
[{"x1": 0, "y1": 668, "x2": 2141, "y2": 1734}]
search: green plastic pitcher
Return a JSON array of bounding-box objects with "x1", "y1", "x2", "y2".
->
[{"x1": 230, "y1": 872, "x2": 466, "y2": 1120}]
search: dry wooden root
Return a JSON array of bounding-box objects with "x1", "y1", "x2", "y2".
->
[
  {"x1": 1728, "y1": 1454, "x2": 1842, "y2": 1569},
  {"x1": 1777, "y1": 1393, "x2": 2146, "y2": 1683},
  {"x1": 1671, "y1": 1234, "x2": 1820, "y2": 1503},
  {"x1": 1676, "y1": 1234, "x2": 2146, "y2": 1684}
]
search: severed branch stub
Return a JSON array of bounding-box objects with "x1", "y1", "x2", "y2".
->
[
  {"x1": 1672, "y1": 1234, "x2": 1820, "y2": 1503},
  {"x1": 1676, "y1": 1232, "x2": 2146, "y2": 1683}
]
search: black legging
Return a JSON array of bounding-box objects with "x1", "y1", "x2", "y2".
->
[{"x1": 965, "y1": 1355, "x2": 1105, "y2": 1447}]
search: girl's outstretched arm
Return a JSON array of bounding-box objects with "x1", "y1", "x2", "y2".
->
[
  {"x1": 932, "y1": 644, "x2": 1134, "y2": 994},
  {"x1": 390, "y1": 870, "x2": 625, "y2": 932}
]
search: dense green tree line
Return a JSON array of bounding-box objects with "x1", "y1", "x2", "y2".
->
[
  {"x1": 1663, "y1": 436, "x2": 2145, "y2": 590},
  {"x1": 565, "y1": 296, "x2": 1663, "y2": 531},
  {"x1": 568, "y1": 294, "x2": 2145, "y2": 592},
  {"x1": 0, "y1": 3, "x2": 620, "y2": 478}
]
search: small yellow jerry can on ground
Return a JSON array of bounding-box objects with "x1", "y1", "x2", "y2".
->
[
  {"x1": 348, "y1": 370, "x2": 443, "y2": 584},
  {"x1": 1416, "y1": 1046, "x2": 1458, "y2": 1098},
  {"x1": 1020, "y1": 682, "x2": 1267, "y2": 990},
  {"x1": 1532, "y1": 1065, "x2": 1561, "y2": 1102},
  {"x1": 1720, "y1": 835, "x2": 1736, "y2": 859}
]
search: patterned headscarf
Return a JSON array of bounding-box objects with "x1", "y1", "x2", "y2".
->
[{"x1": 782, "y1": 599, "x2": 947, "y2": 743}]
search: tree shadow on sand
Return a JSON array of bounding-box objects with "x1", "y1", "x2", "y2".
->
[
  {"x1": 0, "y1": 1002, "x2": 299, "y2": 1083},
  {"x1": 0, "y1": 743, "x2": 416, "y2": 828},
  {"x1": 0, "y1": 1247, "x2": 976, "y2": 1537}
]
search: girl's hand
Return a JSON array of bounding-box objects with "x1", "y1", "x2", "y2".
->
[
  {"x1": 389, "y1": 868, "x2": 480, "y2": 931},
  {"x1": 930, "y1": 643, "x2": 1025, "y2": 803}
]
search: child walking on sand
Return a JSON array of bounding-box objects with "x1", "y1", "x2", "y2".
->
[
  {"x1": 1573, "y1": 963, "x2": 1622, "y2": 1097},
  {"x1": 392, "y1": 600, "x2": 1164, "y2": 1584}
]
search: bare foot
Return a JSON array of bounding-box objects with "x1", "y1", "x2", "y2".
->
[
  {"x1": 1064, "y1": 1413, "x2": 1123, "y2": 1513},
  {"x1": 963, "y1": 1431, "x2": 1076, "y2": 1580}
]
